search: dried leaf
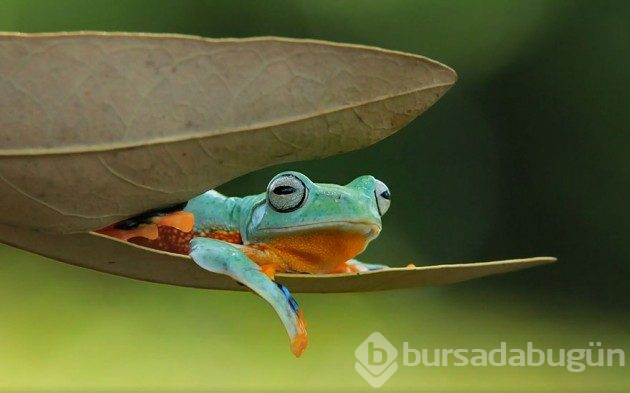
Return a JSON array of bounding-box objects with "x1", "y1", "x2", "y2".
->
[
  {"x1": 0, "y1": 224, "x2": 555, "y2": 293},
  {"x1": 0, "y1": 32, "x2": 457, "y2": 234}
]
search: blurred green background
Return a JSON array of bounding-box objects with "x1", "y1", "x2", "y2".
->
[{"x1": 0, "y1": 0, "x2": 628, "y2": 391}]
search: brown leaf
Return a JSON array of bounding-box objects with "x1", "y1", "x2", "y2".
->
[
  {"x1": 0, "y1": 32, "x2": 457, "y2": 234},
  {"x1": 0, "y1": 223, "x2": 555, "y2": 293}
]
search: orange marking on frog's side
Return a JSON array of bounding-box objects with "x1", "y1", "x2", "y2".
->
[
  {"x1": 96, "y1": 210, "x2": 242, "y2": 255},
  {"x1": 128, "y1": 227, "x2": 243, "y2": 255},
  {"x1": 242, "y1": 230, "x2": 369, "y2": 274},
  {"x1": 202, "y1": 230, "x2": 243, "y2": 245},
  {"x1": 96, "y1": 223, "x2": 159, "y2": 241},
  {"x1": 129, "y1": 226, "x2": 196, "y2": 254},
  {"x1": 154, "y1": 211, "x2": 194, "y2": 232},
  {"x1": 95, "y1": 211, "x2": 194, "y2": 242}
]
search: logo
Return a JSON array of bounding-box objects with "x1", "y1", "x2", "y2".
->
[{"x1": 355, "y1": 332, "x2": 398, "y2": 388}]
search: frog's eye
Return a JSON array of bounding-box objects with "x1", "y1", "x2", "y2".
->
[
  {"x1": 267, "y1": 174, "x2": 307, "y2": 212},
  {"x1": 374, "y1": 180, "x2": 391, "y2": 216}
]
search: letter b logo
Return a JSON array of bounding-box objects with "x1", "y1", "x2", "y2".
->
[
  {"x1": 355, "y1": 332, "x2": 398, "y2": 388},
  {"x1": 368, "y1": 341, "x2": 387, "y2": 365}
]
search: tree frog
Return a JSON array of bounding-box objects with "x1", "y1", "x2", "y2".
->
[{"x1": 97, "y1": 171, "x2": 392, "y2": 357}]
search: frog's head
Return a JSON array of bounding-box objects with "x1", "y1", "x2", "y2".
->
[
  {"x1": 247, "y1": 171, "x2": 390, "y2": 240},
  {"x1": 244, "y1": 172, "x2": 390, "y2": 270}
]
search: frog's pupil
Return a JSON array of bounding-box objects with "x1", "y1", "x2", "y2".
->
[
  {"x1": 273, "y1": 185, "x2": 296, "y2": 195},
  {"x1": 380, "y1": 190, "x2": 391, "y2": 200}
]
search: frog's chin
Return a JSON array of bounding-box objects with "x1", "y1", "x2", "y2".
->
[{"x1": 257, "y1": 221, "x2": 381, "y2": 241}]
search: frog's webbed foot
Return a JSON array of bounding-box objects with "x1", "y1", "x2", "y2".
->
[
  {"x1": 189, "y1": 238, "x2": 308, "y2": 357},
  {"x1": 336, "y1": 259, "x2": 389, "y2": 273}
]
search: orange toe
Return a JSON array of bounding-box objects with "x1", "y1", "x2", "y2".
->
[
  {"x1": 290, "y1": 310, "x2": 308, "y2": 357},
  {"x1": 260, "y1": 264, "x2": 277, "y2": 280},
  {"x1": 331, "y1": 262, "x2": 360, "y2": 273},
  {"x1": 291, "y1": 333, "x2": 309, "y2": 358}
]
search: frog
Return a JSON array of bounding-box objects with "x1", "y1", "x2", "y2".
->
[{"x1": 96, "y1": 171, "x2": 393, "y2": 357}]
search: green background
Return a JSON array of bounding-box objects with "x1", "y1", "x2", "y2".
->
[{"x1": 0, "y1": 0, "x2": 628, "y2": 391}]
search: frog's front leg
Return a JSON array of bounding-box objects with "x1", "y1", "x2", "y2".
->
[
  {"x1": 334, "y1": 259, "x2": 389, "y2": 273},
  {"x1": 189, "y1": 237, "x2": 308, "y2": 357}
]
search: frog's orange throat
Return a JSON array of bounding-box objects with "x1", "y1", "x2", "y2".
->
[
  {"x1": 95, "y1": 211, "x2": 374, "y2": 275},
  {"x1": 242, "y1": 230, "x2": 371, "y2": 274}
]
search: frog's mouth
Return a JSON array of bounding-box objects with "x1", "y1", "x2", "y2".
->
[{"x1": 258, "y1": 221, "x2": 381, "y2": 241}]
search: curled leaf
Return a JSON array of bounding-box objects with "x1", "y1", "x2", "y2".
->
[{"x1": 0, "y1": 32, "x2": 457, "y2": 234}]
